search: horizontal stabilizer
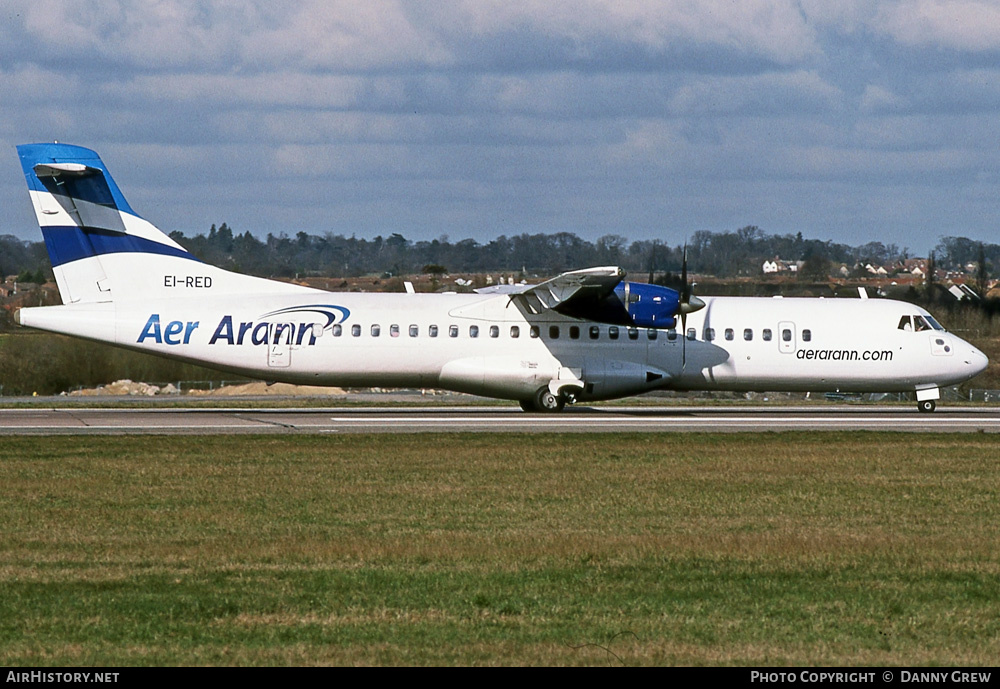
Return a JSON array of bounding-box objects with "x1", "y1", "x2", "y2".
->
[{"x1": 33, "y1": 162, "x2": 99, "y2": 178}]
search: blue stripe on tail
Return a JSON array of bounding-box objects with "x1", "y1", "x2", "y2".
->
[{"x1": 42, "y1": 226, "x2": 200, "y2": 267}]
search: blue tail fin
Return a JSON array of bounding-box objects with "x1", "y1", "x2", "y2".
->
[
  {"x1": 18, "y1": 143, "x2": 195, "y2": 304},
  {"x1": 18, "y1": 143, "x2": 312, "y2": 304}
]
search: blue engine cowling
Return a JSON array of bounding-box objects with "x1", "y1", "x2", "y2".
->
[
  {"x1": 614, "y1": 282, "x2": 680, "y2": 329},
  {"x1": 553, "y1": 280, "x2": 680, "y2": 329}
]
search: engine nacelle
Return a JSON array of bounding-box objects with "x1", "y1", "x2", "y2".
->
[
  {"x1": 553, "y1": 280, "x2": 681, "y2": 329},
  {"x1": 614, "y1": 281, "x2": 680, "y2": 329}
]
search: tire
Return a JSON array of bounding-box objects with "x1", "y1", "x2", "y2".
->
[
  {"x1": 534, "y1": 387, "x2": 565, "y2": 413},
  {"x1": 918, "y1": 399, "x2": 936, "y2": 413}
]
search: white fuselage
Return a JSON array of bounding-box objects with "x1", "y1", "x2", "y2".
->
[{"x1": 18, "y1": 289, "x2": 989, "y2": 402}]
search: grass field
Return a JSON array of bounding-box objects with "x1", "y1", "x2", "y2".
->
[{"x1": 0, "y1": 432, "x2": 998, "y2": 666}]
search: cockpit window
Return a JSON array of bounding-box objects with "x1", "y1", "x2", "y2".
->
[{"x1": 899, "y1": 314, "x2": 943, "y2": 332}]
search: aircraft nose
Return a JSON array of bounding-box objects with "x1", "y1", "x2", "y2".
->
[
  {"x1": 969, "y1": 347, "x2": 989, "y2": 376},
  {"x1": 956, "y1": 338, "x2": 990, "y2": 378}
]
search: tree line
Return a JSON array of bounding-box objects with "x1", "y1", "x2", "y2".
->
[{"x1": 2, "y1": 226, "x2": 997, "y2": 281}]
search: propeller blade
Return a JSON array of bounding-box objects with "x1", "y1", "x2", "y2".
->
[
  {"x1": 681, "y1": 245, "x2": 688, "y2": 369},
  {"x1": 681, "y1": 245, "x2": 689, "y2": 304},
  {"x1": 677, "y1": 245, "x2": 704, "y2": 370},
  {"x1": 681, "y1": 310, "x2": 687, "y2": 369}
]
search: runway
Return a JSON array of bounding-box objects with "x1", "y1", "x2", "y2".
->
[{"x1": 1, "y1": 405, "x2": 998, "y2": 434}]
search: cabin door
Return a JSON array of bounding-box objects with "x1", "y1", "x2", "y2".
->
[
  {"x1": 267, "y1": 322, "x2": 294, "y2": 367},
  {"x1": 778, "y1": 321, "x2": 796, "y2": 354}
]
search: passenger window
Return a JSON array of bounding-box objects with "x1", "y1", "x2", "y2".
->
[
  {"x1": 371, "y1": 324, "x2": 381, "y2": 337},
  {"x1": 470, "y1": 325, "x2": 479, "y2": 338},
  {"x1": 686, "y1": 328, "x2": 696, "y2": 340},
  {"x1": 763, "y1": 329, "x2": 772, "y2": 341},
  {"x1": 609, "y1": 326, "x2": 619, "y2": 340},
  {"x1": 333, "y1": 324, "x2": 342, "y2": 337},
  {"x1": 549, "y1": 325, "x2": 560, "y2": 339},
  {"x1": 589, "y1": 326, "x2": 600, "y2": 339},
  {"x1": 489, "y1": 325, "x2": 499, "y2": 338},
  {"x1": 530, "y1": 326, "x2": 539, "y2": 338},
  {"x1": 802, "y1": 329, "x2": 811, "y2": 342},
  {"x1": 667, "y1": 329, "x2": 677, "y2": 341},
  {"x1": 570, "y1": 326, "x2": 580, "y2": 340},
  {"x1": 628, "y1": 327, "x2": 639, "y2": 340},
  {"x1": 725, "y1": 328, "x2": 734, "y2": 341},
  {"x1": 510, "y1": 326, "x2": 520, "y2": 338},
  {"x1": 704, "y1": 328, "x2": 715, "y2": 341},
  {"x1": 449, "y1": 325, "x2": 458, "y2": 338},
  {"x1": 647, "y1": 329, "x2": 657, "y2": 341},
  {"x1": 744, "y1": 328, "x2": 753, "y2": 341},
  {"x1": 408, "y1": 324, "x2": 418, "y2": 337},
  {"x1": 429, "y1": 325, "x2": 438, "y2": 338},
  {"x1": 390, "y1": 324, "x2": 400, "y2": 338},
  {"x1": 352, "y1": 324, "x2": 361, "y2": 337},
  {"x1": 782, "y1": 329, "x2": 791, "y2": 342}
]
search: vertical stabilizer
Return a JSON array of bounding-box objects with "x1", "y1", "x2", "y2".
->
[
  {"x1": 18, "y1": 143, "x2": 310, "y2": 304},
  {"x1": 17, "y1": 143, "x2": 194, "y2": 304}
]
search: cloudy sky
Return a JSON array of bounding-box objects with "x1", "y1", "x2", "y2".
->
[{"x1": 2, "y1": 1, "x2": 1000, "y2": 254}]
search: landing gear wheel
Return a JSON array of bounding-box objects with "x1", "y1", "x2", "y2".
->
[
  {"x1": 918, "y1": 400, "x2": 936, "y2": 413},
  {"x1": 534, "y1": 387, "x2": 566, "y2": 413}
]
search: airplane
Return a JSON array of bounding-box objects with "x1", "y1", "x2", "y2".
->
[{"x1": 13, "y1": 142, "x2": 989, "y2": 412}]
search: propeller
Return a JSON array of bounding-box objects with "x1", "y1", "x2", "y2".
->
[{"x1": 677, "y1": 245, "x2": 705, "y2": 369}]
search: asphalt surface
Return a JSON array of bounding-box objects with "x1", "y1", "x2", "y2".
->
[{"x1": 0, "y1": 405, "x2": 998, "y2": 434}]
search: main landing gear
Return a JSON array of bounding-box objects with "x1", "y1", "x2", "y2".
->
[
  {"x1": 917, "y1": 399, "x2": 936, "y2": 413},
  {"x1": 519, "y1": 386, "x2": 570, "y2": 412}
]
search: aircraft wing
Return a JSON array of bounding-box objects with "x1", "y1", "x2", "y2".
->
[{"x1": 475, "y1": 266, "x2": 625, "y2": 311}]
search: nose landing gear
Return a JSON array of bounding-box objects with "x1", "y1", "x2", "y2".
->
[{"x1": 916, "y1": 387, "x2": 939, "y2": 413}]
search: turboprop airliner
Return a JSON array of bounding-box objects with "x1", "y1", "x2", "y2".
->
[{"x1": 14, "y1": 143, "x2": 989, "y2": 412}]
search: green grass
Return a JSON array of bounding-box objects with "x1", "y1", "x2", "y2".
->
[{"x1": 0, "y1": 433, "x2": 998, "y2": 665}]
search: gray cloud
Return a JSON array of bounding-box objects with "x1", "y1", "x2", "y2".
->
[
  {"x1": 875, "y1": 0, "x2": 1000, "y2": 52},
  {"x1": 2, "y1": 1, "x2": 1000, "y2": 254}
]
